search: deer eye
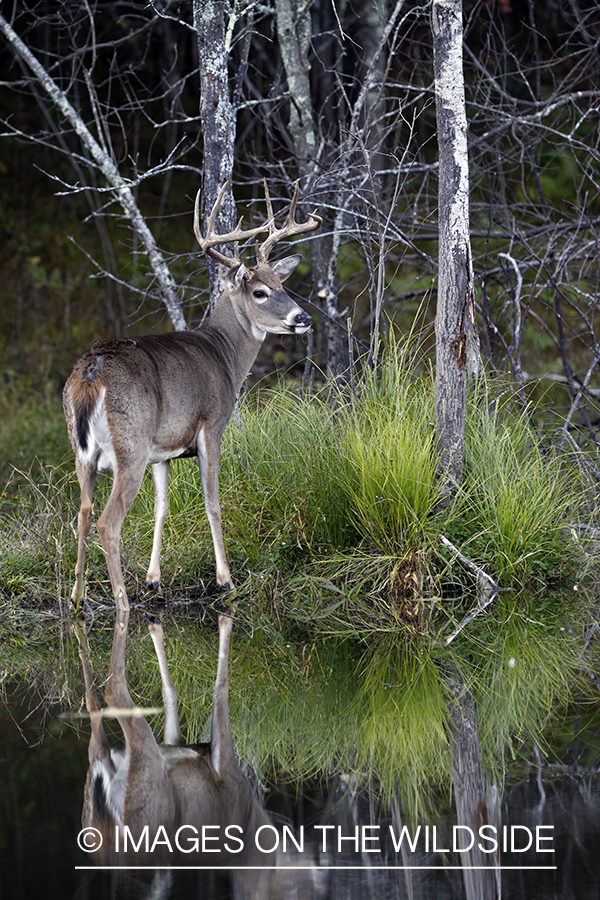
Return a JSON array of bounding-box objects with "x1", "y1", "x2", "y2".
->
[{"x1": 253, "y1": 289, "x2": 268, "y2": 302}]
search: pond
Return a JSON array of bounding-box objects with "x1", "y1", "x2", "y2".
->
[{"x1": 1, "y1": 607, "x2": 599, "y2": 900}]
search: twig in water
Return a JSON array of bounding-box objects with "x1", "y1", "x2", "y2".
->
[{"x1": 438, "y1": 534, "x2": 503, "y2": 646}]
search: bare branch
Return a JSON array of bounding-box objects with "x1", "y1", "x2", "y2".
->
[{"x1": 0, "y1": 10, "x2": 187, "y2": 331}]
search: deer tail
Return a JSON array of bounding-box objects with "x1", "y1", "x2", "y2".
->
[{"x1": 64, "y1": 353, "x2": 105, "y2": 456}]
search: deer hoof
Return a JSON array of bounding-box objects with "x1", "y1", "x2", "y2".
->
[
  {"x1": 145, "y1": 580, "x2": 160, "y2": 591},
  {"x1": 147, "y1": 617, "x2": 163, "y2": 637}
]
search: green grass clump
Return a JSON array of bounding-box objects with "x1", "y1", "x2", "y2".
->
[
  {"x1": 445, "y1": 395, "x2": 579, "y2": 590},
  {"x1": 337, "y1": 372, "x2": 436, "y2": 551}
]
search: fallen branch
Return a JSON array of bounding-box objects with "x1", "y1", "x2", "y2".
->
[{"x1": 438, "y1": 534, "x2": 503, "y2": 646}]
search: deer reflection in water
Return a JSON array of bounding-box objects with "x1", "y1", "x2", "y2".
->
[{"x1": 75, "y1": 609, "x2": 321, "y2": 898}]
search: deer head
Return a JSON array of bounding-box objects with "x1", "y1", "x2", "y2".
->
[{"x1": 194, "y1": 180, "x2": 322, "y2": 338}]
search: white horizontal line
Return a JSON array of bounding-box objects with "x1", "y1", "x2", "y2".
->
[{"x1": 75, "y1": 865, "x2": 558, "y2": 871}]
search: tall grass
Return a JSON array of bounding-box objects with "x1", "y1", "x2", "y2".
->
[
  {"x1": 449, "y1": 396, "x2": 580, "y2": 588},
  {"x1": 337, "y1": 371, "x2": 437, "y2": 551}
]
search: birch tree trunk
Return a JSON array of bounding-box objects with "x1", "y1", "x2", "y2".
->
[
  {"x1": 194, "y1": 0, "x2": 237, "y2": 310},
  {"x1": 446, "y1": 671, "x2": 498, "y2": 900},
  {"x1": 0, "y1": 11, "x2": 187, "y2": 333},
  {"x1": 274, "y1": 0, "x2": 348, "y2": 380},
  {"x1": 432, "y1": 0, "x2": 478, "y2": 490},
  {"x1": 432, "y1": 5, "x2": 493, "y2": 899}
]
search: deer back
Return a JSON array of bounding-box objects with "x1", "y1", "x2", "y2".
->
[{"x1": 64, "y1": 332, "x2": 239, "y2": 466}]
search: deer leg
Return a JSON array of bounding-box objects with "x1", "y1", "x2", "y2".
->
[
  {"x1": 104, "y1": 609, "x2": 178, "y2": 834},
  {"x1": 96, "y1": 459, "x2": 146, "y2": 615},
  {"x1": 145, "y1": 461, "x2": 170, "y2": 590},
  {"x1": 73, "y1": 616, "x2": 121, "y2": 834},
  {"x1": 210, "y1": 612, "x2": 237, "y2": 779},
  {"x1": 71, "y1": 458, "x2": 98, "y2": 606},
  {"x1": 148, "y1": 619, "x2": 182, "y2": 746},
  {"x1": 197, "y1": 426, "x2": 232, "y2": 590},
  {"x1": 73, "y1": 617, "x2": 111, "y2": 764}
]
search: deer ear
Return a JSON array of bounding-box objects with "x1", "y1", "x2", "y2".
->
[
  {"x1": 226, "y1": 262, "x2": 249, "y2": 288},
  {"x1": 271, "y1": 254, "x2": 302, "y2": 282}
]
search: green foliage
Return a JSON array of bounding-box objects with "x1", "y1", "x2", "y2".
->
[
  {"x1": 337, "y1": 364, "x2": 437, "y2": 551},
  {"x1": 0, "y1": 375, "x2": 70, "y2": 493},
  {"x1": 473, "y1": 611, "x2": 579, "y2": 778},
  {"x1": 351, "y1": 643, "x2": 450, "y2": 815},
  {"x1": 445, "y1": 393, "x2": 579, "y2": 589}
]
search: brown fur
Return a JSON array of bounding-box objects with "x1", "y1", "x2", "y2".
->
[
  {"x1": 63, "y1": 352, "x2": 107, "y2": 454},
  {"x1": 249, "y1": 264, "x2": 283, "y2": 289}
]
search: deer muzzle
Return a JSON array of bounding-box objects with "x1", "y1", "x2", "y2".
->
[{"x1": 290, "y1": 311, "x2": 313, "y2": 333}]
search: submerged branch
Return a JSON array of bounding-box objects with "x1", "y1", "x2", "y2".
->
[{"x1": 438, "y1": 535, "x2": 502, "y2": 646}]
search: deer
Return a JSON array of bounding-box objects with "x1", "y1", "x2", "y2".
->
[
  {"x1": 63, "y1": 181, "x2": 321, "y2": 610},
  {"x1": 74, "y1": 608, "x2": 322, "y2": 897}
]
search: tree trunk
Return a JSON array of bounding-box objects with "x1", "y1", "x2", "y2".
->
[
  {"x1": 274, "y1": 0, "x2": 348, "y2": 380},
  {"x1": 432, "y1": 0, "x2": 479, "y2": 490},
  {"x1": 194, "y1": 0, "x2": 237, "y2": 310},
  {"x1": 446, "y1": 671, "x2": 498, "y2": 900},
  {"x1": 432, "y1": 6, "x2": 492, "y2": 898}
]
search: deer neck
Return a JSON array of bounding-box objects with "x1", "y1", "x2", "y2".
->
[{"x1": 205, "y1": 292, "x2": 264, "y2": 391}]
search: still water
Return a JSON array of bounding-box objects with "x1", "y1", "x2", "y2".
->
[{"x1": 1, "y1": 677, "x2": 600, "y2": 900}]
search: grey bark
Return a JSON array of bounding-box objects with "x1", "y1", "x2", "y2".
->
[
  {"x1": 446, "y1": 672, "x2": 498, "y2": 900},
  {"x1": 355, "y1": 0, "x2": 388, "y2": 173},
  {"x1": 0, "y1": 11, "x2": 187, "y2": 333},
  {"x1": 432, "y1": 0, "x2": 479, "y2": 489},
  {"x1": 327, "y1": 0, "x2": 407, "y2": 378},
  {"x1": 274, "y1": 0, "x2": 347, "y2": 380},
  {"x1": 193, "y1": 0, "x2": 238, "y2": 310}
]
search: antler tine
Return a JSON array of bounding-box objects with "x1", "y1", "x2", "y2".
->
[
  {"x1": 194, "y1": 182, "x2": 270, "y2": 269},
  {"x1": 256, "y1": 180, "x2": 323, "y2": 265}
]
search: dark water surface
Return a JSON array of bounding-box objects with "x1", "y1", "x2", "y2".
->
[{"x1": 1, "y1": 683, "x2": 600, "y2": 900}]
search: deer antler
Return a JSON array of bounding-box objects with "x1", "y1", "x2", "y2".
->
[
  {"x1": 194, "y1": 180, "x2": 322, "y2": 268},
  {"x1": 194, "y1": 181, "x2": 269, "y2": 268},
  {"x1": 256, "y1": 180, "x2": 322, "y2": 265}
]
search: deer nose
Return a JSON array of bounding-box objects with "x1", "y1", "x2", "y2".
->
[{"x1": 294, "y1": 311, "x2": 313, "y2": 330}]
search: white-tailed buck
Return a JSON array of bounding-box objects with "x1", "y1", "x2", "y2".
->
[
  {"x1": 64, "y1": 182, "x2": 321, "y2": 608},
  {"x1": 75, "y1": 610, "x2": 321, "y2": 897}
]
